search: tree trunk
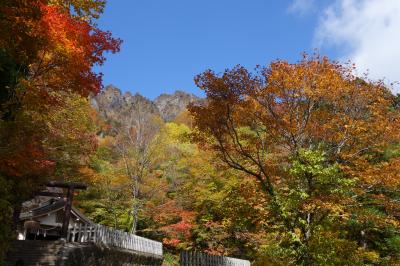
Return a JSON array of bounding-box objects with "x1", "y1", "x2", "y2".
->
[{"x1": 130, "y1": 203, "x2": 139, "y2": 234}]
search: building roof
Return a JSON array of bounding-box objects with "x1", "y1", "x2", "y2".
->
[{"x1": 20, "y1": 198, "x2": 93, "y2": 225}]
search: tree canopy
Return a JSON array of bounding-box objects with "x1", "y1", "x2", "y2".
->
[
  {"x1": 0, "y1": 0, "x2": 120, "y2": 260},
  {"x1": 189, "y1": 55, "x2": 400, "y2": 265}
]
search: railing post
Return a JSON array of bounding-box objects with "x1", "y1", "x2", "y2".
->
[
  {"x1": 105, "y1": 226, "x2": 109, "y2": 245},
  {"x1": 72, "y1": 223, "x2": 76, "y2": 242},
  {"x1": 90, "y1": 226, "x2": 94, "y2": 242},
  {"x1": 67, "y1": 225, "x2": 71, "y2": 242},
  {"x1": 101, "y1": 225, "x2": 104, "y2": 244},
  {"x1": 97, "y1": 225, "x2": 100, "y2": 243},
  {"x1": 104, "y1": 226, "x2": 107, "y2": 245},
  {"x1": 77, "y1": 224, "x2": 82, "y2": 242},
  {"x1": 108, "y1": 226, "x2": 111, "y2": 245},
  {"x1": 94, "y1": 225, "x2": 98, "y2": 243},
  {"x1": 117, "y1": 229, "x2": 119, "y2": 247},
  {"x1": 102, "y1": 226, "x2": 105, "y2": 244},
  {"x1": 180, "y1": 251, "x2": 184, "y2": 266},
  {"x1": 83, "y1": 224, "x2": 87, "y2": 242},
  {"x1": 125, "y1": 232, "x2": 128, "y2": 249},
  {"x1": 199, "y1": 252, "x2": 202, "y2": 266},
  {"x1": 101, "y1": 225, "x2": 107, "y2": 244}
]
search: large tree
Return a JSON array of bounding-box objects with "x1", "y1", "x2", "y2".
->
[
  {"x1": 0, "y1": 0, "x2": 120, "y2": 119},
  {"x1": 189, "y1": 55, "x2": 400, "y2": 265},
  {"x1": 0, "y1": 0, "x2": 120, "y2": 260},
  {"x1": 112, "y1": 103, "x2": 163, "y2": 234}
]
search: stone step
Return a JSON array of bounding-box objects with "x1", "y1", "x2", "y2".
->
[
  {"x1": 5, "y1": 241, "x2": 64, "y2": 266},
  {"x1": 8, "y1": 246, "x2": 63, "y2": 250},
  {"x1": 8, "y1": 256, "x2": 60, "y2": 260},
  {"x1": 9, "y1": 246, "x2": 63, "y2": 250},
  {"x1": 8, "y1": 248, "x2": 62, "y2": 252},
  {"x1": 7, "y1": 256, "x2": 59, "y2": 261},
  {"x1": 6, "y1": 259, "x2": 58, "y2": 265},
  {"x1": 8, "y1": 262, "x2": 56, "y2": 266}
]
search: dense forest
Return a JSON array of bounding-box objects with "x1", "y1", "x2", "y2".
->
[{"x1": 1, "y1": 1, "x2": 399, "y2": 265}]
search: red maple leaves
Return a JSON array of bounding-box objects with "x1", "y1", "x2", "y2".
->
[{"x1": 37, "y1": 3, "x2": 121, "y2": 96}]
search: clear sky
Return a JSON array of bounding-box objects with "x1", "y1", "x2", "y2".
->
[{"x1": 95, "y1": 0, "x2": 400, "y2": 99}]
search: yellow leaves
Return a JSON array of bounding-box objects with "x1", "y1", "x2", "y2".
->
[
  {"x1": 78, "y1": 166, "x2": 100, "y2": 184},
  {"x1": 301, "y1": 200, "x2": 345, "y2": 217},
  {"x1": 48, "y1": 0, "x2": 105, "y2": 20},
  {"x1": 351, "y1": 157, "x2": 400, "y2": 189},
  {"x1": 362, "y1": 250, "x2": 381, "y2": 263},
  {"x1": 98, "y1": 135, "x2": 115, "y2": 147}
]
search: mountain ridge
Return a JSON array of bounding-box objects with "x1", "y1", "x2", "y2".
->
[{"x1": 91, "y1": 85, "x2": 202, "y2": 122}]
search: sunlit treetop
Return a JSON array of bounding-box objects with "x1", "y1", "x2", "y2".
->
[
  {"x1": 37, "y1": 2, "x2": 121, "y2": 95},
  {"x1": 190, "y1": 53, "x2": 400, "y2": 221},
  {"x1": 0, "y1": 0, "x2": 121, "y2": 99},
  {"x1": 49, "y1": 0, "x2": 106, "y2": 21}
]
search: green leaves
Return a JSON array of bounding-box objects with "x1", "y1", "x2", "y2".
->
[
  {"x1": 289, "y1": 149, "x2": 353, "y2": 195},
  {"x1": 190, "y1": 56, "x2": 400, "y2": 264}
]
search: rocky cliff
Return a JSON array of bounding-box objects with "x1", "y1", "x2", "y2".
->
[
  {"x1": 154, "y1": 90, "x2": 200, "y2": 121},
  {"x1": 92, "y1": 85, "x2": 201, "y2": 122}
]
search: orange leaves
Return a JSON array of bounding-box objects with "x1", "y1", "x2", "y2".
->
[
  {"x1": 40, "y1": 3, "x2": 119, "y2": 65},
  {"x1": 189, "y1": 54, "x2": 400, "y2": 262},
  {"x1": 0, "y1": 137, "x2": 55, "y2": 182},
  {"x1": 348, "y1": 157, "x2": 400, "y2": 189},
  {"x1": 0, "y1": 0, "x2": 121, "y2": 99},
  {"x1": 0, "y1": 0, "x2": 119, "y2": 185},
  {"x1": 190, "y1": 54, "x2": 399, "y2": 183},
  {"x1": 0, "y1": 0, "x2": 44, "y2": 62},
  {"x1": 36, "y1": 3, "x2": 121, "y2": 96},
  {"x1": 163, "y1": 238, "x2": 181, "y2": 247},
  {"x1": 152, "y1": 201, "x2": 196, "y2": 248}
]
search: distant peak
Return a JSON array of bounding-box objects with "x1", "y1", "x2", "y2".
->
[
  {"x1": 95, "y1": 85, "x2": 202, "y2": 121},
  {"x1": 123, "y1": 91, "x2": 132, "y2": 97},
  {"x1": 104, "y1": 85, "x2": 121, "y2": 95}
]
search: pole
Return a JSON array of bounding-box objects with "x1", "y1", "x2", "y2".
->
[{"x1": 61, "y1": 187, "x2": 74, "y2": 239}]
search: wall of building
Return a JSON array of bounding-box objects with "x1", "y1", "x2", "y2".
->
[{"x1": 37, "y1": 212, "x2": 58, "y2": 226}]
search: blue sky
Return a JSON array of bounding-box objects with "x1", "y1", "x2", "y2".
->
[{"x1": 96, "y1": 0, "x2": 400, "y2": 98}]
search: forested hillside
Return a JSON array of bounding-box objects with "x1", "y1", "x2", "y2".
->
[
  {"x1": 0, "y1": 1, "x2": 399, "y2": 265},
  {"x1": 75, "y1": 59, "x2": 400, "y2": 265}
]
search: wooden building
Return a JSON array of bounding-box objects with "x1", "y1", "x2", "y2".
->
[{"x1": 18, "y1": 197, "x2": 93, "y2": 240}]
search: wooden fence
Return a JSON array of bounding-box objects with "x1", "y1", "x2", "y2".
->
[
  {"x1": 180, "y1": 251, "x2": 250, "y2": 266},
  {"x1": 66, "y1": 223, "x2": 163, "y2": 256}
]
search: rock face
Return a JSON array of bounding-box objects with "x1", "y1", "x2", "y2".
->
[
  {"x1": 91, "y1": 85, "x2": 160, "y2": 124},
  {"x1": 92, "y1": 85, "x2": 201, "y2": 122},
  {"x1": 154, "y1": 91, "x2": 200, "y2": 121}
]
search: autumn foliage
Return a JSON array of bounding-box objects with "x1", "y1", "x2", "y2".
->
[
  {"x1": 0, "y1": 0, "x2": 121, "y2": 116},
  {"x1": 1, "y1": 1, "x2": 399, "y2": 263},
  {"x1": 0, "y1": 0, "x2": 120, "y2": 179},
  {"x1": 189, "y1": 54, "x2": 400, "y2": 264},
  {"x1": 0, "y1": 0, "x2": 120, "y2": 260},
  {"x1": 37, "y1": 3, "x2": 120, "y2": 95},
  {"x1": 74, "y1": 58, "x2": 399, "y2": 264}
]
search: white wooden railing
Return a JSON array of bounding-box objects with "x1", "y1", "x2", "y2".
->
[
  {"x1": 66, "y1": 223, "x2": 163, "y2": 256},
  {"x1": 180, "y1": 251, "x2": 251, "y2": 266}
]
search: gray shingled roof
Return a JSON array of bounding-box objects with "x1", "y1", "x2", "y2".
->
[{"x1": 20, "y1": 198, "x2": 93, "y2": 225}]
